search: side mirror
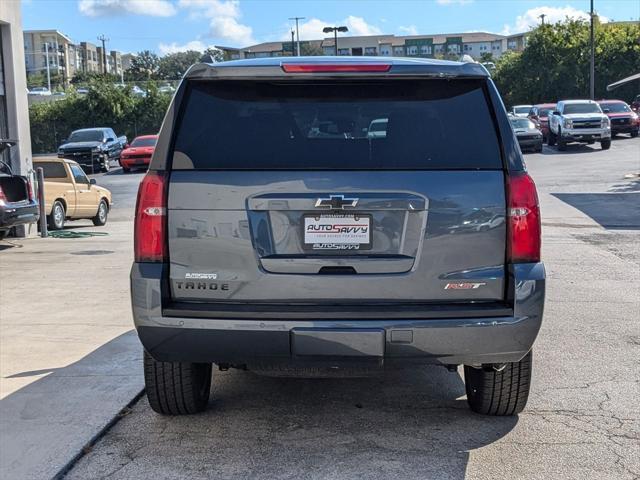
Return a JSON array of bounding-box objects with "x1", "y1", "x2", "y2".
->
[
  {"x1": 552, "y1": 111, "x2": 560, "y2": 115},
  {"x1": 106, "y1": 137, "x2": 115, "y2": 142},
  {"x1": 602, "y1": 108, "x2": 610, "y2": 113},
  {"x1": 89, "y1": 178, "x2": 97, "y2": 185},
  {"x1": 61, "y1": 138, "x2": 67, "y2": 144},
  {"x1": 124, "y1": 144, "x2": 130, "y2": 149}
]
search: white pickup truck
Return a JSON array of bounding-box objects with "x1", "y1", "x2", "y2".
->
[{"x1": 548, "y1": 99, "x2": 611, "y2": 150}]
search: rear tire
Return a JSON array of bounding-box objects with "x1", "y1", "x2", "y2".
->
[
  {"x1": 601, "y1": 138, "x2": 611, "y2": 150},
  {"x1": 630, "y1": 129, "x2": 638, "y2": 138},
  {"x1": 122, "y1": 166, "x2": 130, "y2": 173},
  {"x1": 143, "y1": 350, "x2": 212, "y2": 415},
  {"x1": 92, "y1": 199, "x2": 108, "y2": 226},
  {"x1": 48, "y1": 200, "x2": 65, "y2": 230},
  {"x1": 464, "y1": 350, "x2": 532, "y2": 416}
]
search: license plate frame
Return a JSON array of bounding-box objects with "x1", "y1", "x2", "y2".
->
[{"x1": 302, "y1": 213, "x2": 372, "y2": 251}]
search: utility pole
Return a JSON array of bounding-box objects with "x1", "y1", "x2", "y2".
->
[
  {"x1": 589, "y1": 0, "x2": 595, "y2": 99},
  {"x1": 97, "y1": 34, "x2": 109, "y2": 74},
  {"x1": 288, "y1": 17, "x2": 305, "y2": 56},
  {"x1": 538, "y1": 13, "x2": 546, "y2": 25},
  {"x1": 44, "y1": 42, "x2": 51, "y2": 92},
  {"x1": 291, "y1": 30, "x2": 295, "y2": 56}
]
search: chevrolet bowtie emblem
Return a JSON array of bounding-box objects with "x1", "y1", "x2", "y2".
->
[{"x1": 315, "y1": 195, "x2": 359, "y2": 209}]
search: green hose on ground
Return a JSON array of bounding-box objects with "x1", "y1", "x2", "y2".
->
[{"x1": 47, "y1": 231, "x2": 109, "y2": 239}]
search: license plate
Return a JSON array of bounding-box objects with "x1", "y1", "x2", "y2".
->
[{"x1": 303, "y1": 214, "x2": 371, "y2": 250}]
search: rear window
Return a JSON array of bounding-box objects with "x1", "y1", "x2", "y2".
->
[
  {"x1": 37, "y1": 162, "x2": 67, "y2": 179},
  {"x1": 172, "y1": 80, "x2": 502, "y2": 170}
]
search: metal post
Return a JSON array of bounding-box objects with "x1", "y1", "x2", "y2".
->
[
  {"x1": 334, "y1": 30, "x2": 338, "y2": 56},
  {"x1": 44, "y1": 42, "x2": 51, "y2": 92},
  {"x1": 589, "y1": 0, "x2": 595, "y2": 99},
  {"x1": 36, "y1": 168, "x2": 47, "y2": 238},
  {"x1": 291, "y1": 30, "x2": 295, "y2": 56}
]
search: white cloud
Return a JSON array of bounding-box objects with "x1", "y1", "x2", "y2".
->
[
  {"x1": 177, "y1": 0, "x2": 255, "y2": 45},
  {"x1": 436, "y1": 0, "x2": 473, "y2": 5},
  {"x1": 280, "y1": 16, "x2": 382, "y2": 42},
  {"x1": 501, "y1": 5, "x2": 609, "y2": 35},
  {"x1": 78, "y1": 0, "x2": 176, "y2": 17},
  {"x1": 398, "y1": 25, "x2": 418, "y2": 35},
  {"x1": 158, "y1": 40, "x2": 207, "y2": 54}
]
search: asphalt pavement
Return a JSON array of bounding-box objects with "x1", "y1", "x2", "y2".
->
[{"x1": 2, "y1": 138, "x2": 639, "y2": 480}]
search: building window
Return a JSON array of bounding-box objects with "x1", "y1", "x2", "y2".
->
[
  {"x1": 434, "y1": 45, "x2": 443, "y2": 53},
  {"x1": 380, "y1": 46, "x2": 391, "y2": 56},
  {"x1": 393, "y1": 46, "x2": 405, "y2": 56},
  {"x1": 508, "y1": 41, "x2": 516, "y2": 49},
  {"x1": 364, "y1": 47, "x2": 377, "y2": 56},
  {"x1": 338, "y1": 48, "x2": 350, "y2": 56},
  {"x1": 323, "y1": 46, "x2": 334, "y2": 55},
  {"x1": 406, "y1": 45, "x2": 418, "y2": 55},
  {"x1": 464, "y1": 44, "x2": 471, "y2": 51},
  {"x1": 420, "y1": 45, "x2": 432, "y2": 55},
  {"x1": 447, "y1": 44, "x2": 460, "y2": 53}
]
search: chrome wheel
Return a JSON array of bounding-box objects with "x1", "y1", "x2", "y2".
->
[{"x1": 98, "y1": 202, "x2": 107, "y2": 223}]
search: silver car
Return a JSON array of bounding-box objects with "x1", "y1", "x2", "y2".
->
[{"x1": 131, "y1": 58, "x2": 545, "y2": 417}]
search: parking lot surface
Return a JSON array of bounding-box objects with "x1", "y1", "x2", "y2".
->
[{"x1": 6, "y1": 138, "x2": 638, "y2": 480}]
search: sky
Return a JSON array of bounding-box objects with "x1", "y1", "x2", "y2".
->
[{"x1": 20, "y1": 0, "x2": 640, "y2": 55}]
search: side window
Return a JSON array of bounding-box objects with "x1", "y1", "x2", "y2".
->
[
  {"x1": 70, "y1": 164, "x2": 89, "y2": 185},
  {"x1": 107, "y1": 129, "x2": 115, "y2": 140}
]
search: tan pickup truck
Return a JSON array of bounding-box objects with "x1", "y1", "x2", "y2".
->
[{"x1": 33, "y1": 157, "x2": 112, "y2": 230}]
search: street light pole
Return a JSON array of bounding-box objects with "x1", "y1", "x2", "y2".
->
[
  {"x1": 322, "y1": 26, "x2": 349, "y2": 56},
  {"x1": 44, "y1": 42, "x2": 51, "y2": 92},
  {"x1": 288, "y1": 17, "x2": 305, "y2": 56},
  {"x1": 589, "y1": 0, "x2": 595, "y2": 99},
  {"x1": 291, "y1": 30, "x2": 295, "y2": 56}
]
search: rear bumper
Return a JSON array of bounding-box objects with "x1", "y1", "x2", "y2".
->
[
  {"x1": 0, "y1": 202, "x2": 39, "y2": 231},
  {"x1": 517, "y1": 137, "x2": 542, "y2": 149},
  {"x1": 131, "y1": 262, "x2": 545, "y2": 366}
]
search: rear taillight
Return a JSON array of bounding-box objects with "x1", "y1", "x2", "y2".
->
[
  {"x1": 27, "y1": 179, "x2": 35, "y2": 202},
  {"x1": 134, "y1": 171, "x2": 168, "y2": 262},
  {"x1": 282, "y1": 63, "x2": 391, "y2": 73},
  {"x1": 0, "y1": 185, "x2": 6, "y2": 206},
  {"x1": 507, "y1": 172, "x2": 541, "y2": 263}
]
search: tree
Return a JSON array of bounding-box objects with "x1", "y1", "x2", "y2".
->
[
  {"x1": 300, "y1": 43, "x2": 324, "y2": 56},
  {"x1": 493, "y1": 20, "x2": 640, "y2": 106},
  {"x1": 157, "y1": 50, "x2": 202, "y2": 79},
  {"x1": 127, "y1": 50, "x2": 160, "y2": 80},
  {"x1": 479, "y1": 52, "x2": 494, "y2": 63},
  {"x1": 200, "y1": 47, "x2": 224, "y2": 63}
]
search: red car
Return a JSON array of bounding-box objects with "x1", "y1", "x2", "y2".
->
[
  {"x1": 528, "y1": 103, "x2": 556, "y2": 142},
  {"x1": 597, "y1": 100, "x2": 639, "y2": 138},
  {"x1": 119, "y1": 135, "x2": 158, "y2": 172}
]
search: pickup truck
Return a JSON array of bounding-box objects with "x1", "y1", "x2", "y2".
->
[
  {"x1": 0, "y1": 140, "x2": 39, "y2": 239},
  {"x1": 58, "y1": 127, "x2": 127, "y2": 173},
  {"x1": 548, "y1": 100, "x2": 611, "y2": 151},
  {"x1": 33, "y1": 157, "x2": 112, "y2": 230}
]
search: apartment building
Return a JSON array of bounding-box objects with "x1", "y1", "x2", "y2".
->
[
  {"x1": 121, "y1": 53, "x2": 136, "y2": 71},
  {"x1": 217, "y1": 31, "x2": 519, "y2": 61},
  {"x1": 109, "y1": 50, "x2": 122, "y2": 76},
  {"x1": 78, "y1": 41, "x2": 99, "y2": 73},
  {"x1": 23, "y1": 29, "x2": 76, "y2": 84}
]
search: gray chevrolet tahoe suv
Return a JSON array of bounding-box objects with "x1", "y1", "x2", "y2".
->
[{"x1": 131, "y1": 57, "x2": 545, "y2": 417}]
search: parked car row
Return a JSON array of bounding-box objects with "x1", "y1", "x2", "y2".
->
[{"x1": 509, "y1": 97, "x2": 639, "y2": 152}]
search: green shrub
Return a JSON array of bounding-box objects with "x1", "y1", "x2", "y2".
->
[{"x1": 29, "y1": 80, "x2": 171, "y2": 153}]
